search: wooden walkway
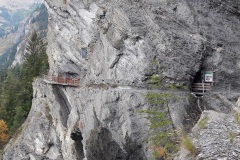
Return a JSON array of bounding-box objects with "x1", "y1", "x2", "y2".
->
[
  {"x1": 43, "y1": 75, "x2": 80, "y2": 87},
  {"x1": 191, "y1": 83, "x2": 212, "y2": 95}
]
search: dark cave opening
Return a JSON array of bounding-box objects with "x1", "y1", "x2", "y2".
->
[
  {"x1": 192, "y1": 70, "x2": 204, "y2": 84},
  {"x1": 191, "y1": 67, "x2": 213, "y2": 97},
  {"x1": 100, "y1": 10, "x2": 106, "y2": 19},
  {"x1": 191, "y1": 69, "x2": 205, "y2": 97},
  {"x1": 71, "y1": 130, "x2": 85, "y2": 160}
]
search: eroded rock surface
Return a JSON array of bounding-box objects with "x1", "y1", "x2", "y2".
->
[
  {"x1": 176, "y1": 110, "x2": 240, "y2": 160},
  {"x1": 3, "y1": 79, "x2": 150, "y2": 159}
]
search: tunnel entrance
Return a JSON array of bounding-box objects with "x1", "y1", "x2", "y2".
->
[
  {"x1": 71, "y1": 130, "x2": 85, "y2": 160},
  {"x1": 191, "y1": 70, "x2": 213, "y2": 96},
  {"x1": 192, "y1": 71, "x2": 203, "y2": 83}
]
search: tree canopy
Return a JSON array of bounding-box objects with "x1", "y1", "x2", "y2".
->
[{"x1": 0, "y1": 32, "x2": 49, "y2": 139}]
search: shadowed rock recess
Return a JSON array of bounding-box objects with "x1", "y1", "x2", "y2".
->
[{"x1": 3, "y1": 0, "x2": 240, "y2": 159}]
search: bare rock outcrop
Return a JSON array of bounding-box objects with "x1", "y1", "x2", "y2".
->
[
  {"x1": 176, "y1": 109, "x2": 240, "y2": 160},
  {"x1": 3, "y1": 79, "x2": 150, "y2": 159}
]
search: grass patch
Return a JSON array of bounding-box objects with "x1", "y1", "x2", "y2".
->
[
  {"x1": 169, "y1": 84, "x2": 188, "y2": 90},
  {"x1": 182, "y1": 136, "x2": 198, "y2": 155},
  {"x1": 145, "y1": 92, "x2": 173, "y2": 106},
  {"x1": 198, "y1": 116, "x2": 208, "y2": 129},
  {"x1": 228, "y1": 131, "x2": 236, "y2": 143},
  {"x1": 233, "y1": 111, "x2": 240, "y2": 124},
  {"x1": 152, "y1": 146, "x2": 167, "y2": 159}
]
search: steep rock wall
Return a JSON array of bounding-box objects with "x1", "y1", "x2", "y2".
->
[
  {"x1": 45, "y1": 0, "x2": 240, "y2": 90},
  {"x1": 4, "y1": 79, "x2": 151, "y2": 159}
]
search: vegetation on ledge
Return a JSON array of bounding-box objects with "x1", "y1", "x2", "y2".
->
[{"x1": 139, "y1": 92, "x2": 179, "y2": 159}]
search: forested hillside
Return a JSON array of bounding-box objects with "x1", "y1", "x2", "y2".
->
[
  {"x1": 0, "y1": 0, "x2": 42, "y2": 38},
  {"x1": 0, "y1": 5, "x2": 48, "y2": 149},
  {"x1": 0, "y1": 5, "x2": 47, "y2": 150},
  {"x1": 0, "y1": 32, "x2": 48, "y2": 150}
]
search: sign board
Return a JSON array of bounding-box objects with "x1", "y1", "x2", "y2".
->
[{"x1": 204, "y1": 71, "x2": 213, "y2": 82}]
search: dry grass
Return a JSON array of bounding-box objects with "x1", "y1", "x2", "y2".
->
[
  {"x1": 233, "y1": 111, "x2": 240, "y2": 124},
  {"x1": 182, "y1": 136, "x2": 198, "y2": 156},
  {"x1": 198, "y1": 116, "x2": 208, "y2": 129},
  {"x1": 228, "y1": 131, "x2": 236, "y2": 143},
  {"x1": 152, "y1": 146, "x2": 167, "y2": 159}
]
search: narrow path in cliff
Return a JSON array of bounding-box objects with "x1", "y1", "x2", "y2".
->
[
  {"x1": 115, "y1": 85, "x2": 240, "y2": 94},
  {"x1": 42, "y1": 78, "x2": 240, "y2": 95}
]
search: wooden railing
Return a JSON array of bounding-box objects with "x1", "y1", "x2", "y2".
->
[
  {"x1": 44, "y1": 75, "x2": 80, "y2": 87},
  {"x1": 191, "y1": 83, "x2": 211, "y2": 95}
]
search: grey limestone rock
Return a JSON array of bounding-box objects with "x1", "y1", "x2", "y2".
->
[
  {"x1": 3, "y1": 79, "x2": 150, "y2": 159},
  {"x1": 175, "y1": 110, "x2": 240, "y2": 160},
  {"x1": 194, "y1": 110, "x2": 240, "y2": 160}
]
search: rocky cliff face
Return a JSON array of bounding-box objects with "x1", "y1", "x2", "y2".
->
[{"x1": 3, "y1": 0, "x2": 240, "y2": 159}]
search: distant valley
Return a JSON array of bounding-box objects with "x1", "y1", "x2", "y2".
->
[
  {"x1": 0, "y1": 0, "x2": 43, "y2": 56},
  {"x1": 0, "y1": 0, "x2": 42, "y2": 11}
]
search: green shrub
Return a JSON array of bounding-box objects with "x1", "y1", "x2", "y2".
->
[{"x1": 147, "y1": 74, "x2": 163, "y2": 89}]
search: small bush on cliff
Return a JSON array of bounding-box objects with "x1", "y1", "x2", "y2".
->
[{"x1": 146, "y1": 74, "x2": 163, "y2": 89}]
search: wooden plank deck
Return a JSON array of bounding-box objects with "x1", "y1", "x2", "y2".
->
[
  {"x1": 192, "y1": 83, "x2": 212, "y2": 95},
  {"x1": 43, "y1": 75, "x2": 80, "y2": 87}
]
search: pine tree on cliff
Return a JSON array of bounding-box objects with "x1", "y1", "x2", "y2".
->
[
  {"x1": 24, "y1": 31, "x2": 48, "y2": 81},
  {"x1": 20, "y1": 31, "x2": 48, "y2": 112},
  {"x1": 8, "y1": 32, "x2": 49, "y2": 131}
]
